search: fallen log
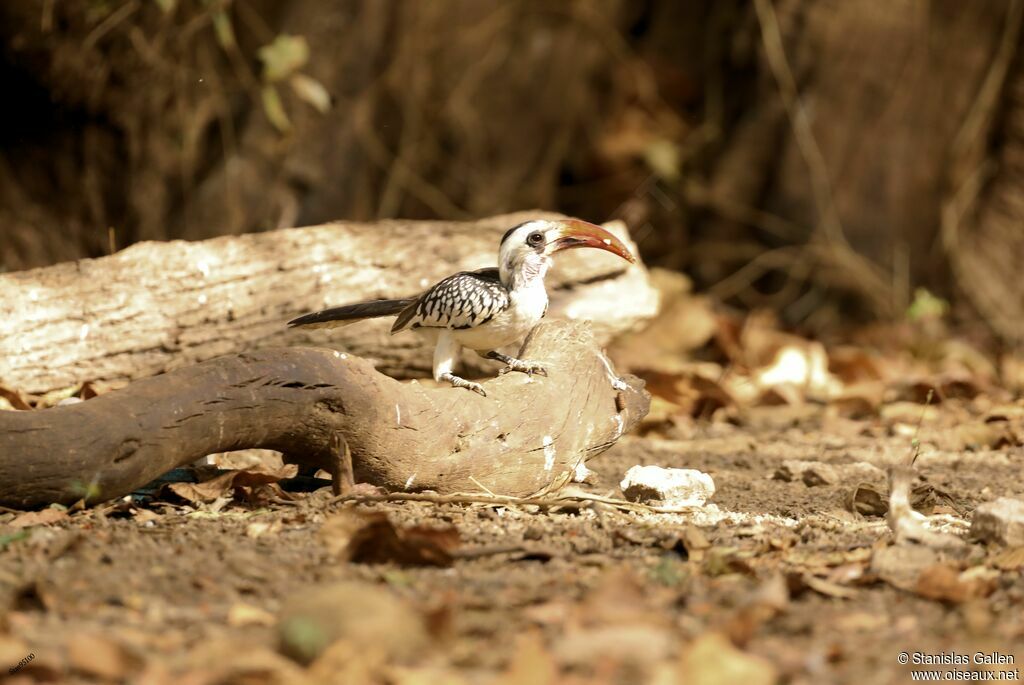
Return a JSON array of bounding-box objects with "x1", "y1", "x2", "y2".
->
[
  {"x1": 0, "y1": 321, "x2": 648, "y2": 509},
  {"x1": 0, "y1": 212, "x2": 656, "y2": 396}
]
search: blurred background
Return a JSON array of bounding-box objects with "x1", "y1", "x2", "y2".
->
[{"x1": 1, "y1": 0, "x2": 1022, "y2": 344}]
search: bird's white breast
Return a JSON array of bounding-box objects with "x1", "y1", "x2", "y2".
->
[{"x1": 452, "y1": 282, "x2": 548, "y2": 351}]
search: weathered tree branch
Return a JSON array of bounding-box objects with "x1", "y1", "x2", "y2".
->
[
  {"x1": 0, "y1": 212, "x2": 656, "y2": 395},
  {"x1": 0, "y1": 321, "x2": 648, "y2": 509}
]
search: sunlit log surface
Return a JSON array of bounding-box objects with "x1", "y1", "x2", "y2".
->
[
  {"x1": 0, "y1": 212, "x2": 656, "y2": 395},
  {"x1": 0, "y1": 321, "x2": 649, "y2": 509}
]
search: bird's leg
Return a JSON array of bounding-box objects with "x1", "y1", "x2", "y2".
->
[
  {"x1": 483, "y1": 351, "x2": 548, "y2": 377},
  {"x1": 438, "y1": 372, "x2": 486, "y2": 396},
  {"x1": 434, "y1": 330, "x2": 486, "y2": 396}
]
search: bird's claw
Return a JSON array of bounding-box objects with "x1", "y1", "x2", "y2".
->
[
  {"x1": 499, "y1": 359, "x2": 547, "y2": 377},
  {"x1": 440, "y1": 373, "x2": 487, "y2": 396}
]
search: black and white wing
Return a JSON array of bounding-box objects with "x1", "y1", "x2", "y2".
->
[{"x1": 391, "y1": 268, "x2": 509, "y2": 333}]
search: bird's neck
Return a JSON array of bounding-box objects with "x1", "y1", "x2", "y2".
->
[{"x1": 501, "y1": 256, "x2": 550, "y2": 292}]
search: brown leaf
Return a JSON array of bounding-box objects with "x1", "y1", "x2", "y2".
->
[
  {"x1": 495, "y1": 632, "x2": 558, "y2": 685},
  {"x1": 753, "y1": 383, "x2": 803, "y2": 407},
  {"x1": 894, "y1": 374, "x2": 983, "y2": 405},
  {"x1": 828, "y1": 346, "x2": 885, "y2": 384},
  {"x1": 320, "y1": 510, "x2": 459, "y2": 567},
  {"x1": 723, "y1": 574, "x2": 789, "y2": 646},
  {"x1": 635, "y1": 367, "x2": 736, "y2": 421},
  {"x1": 279, "y1": 581, "x2": 430, "y2": 666},
  {"x1": 677, "y1": 633, "x2": 777, "y2": 685},
  {"x1": 870, "y1": 544, "x2": 941, "y2": 591},
  {"x1": 755, "y1": 342, "x2": 838, "y2": 400},
  {"x1": 956, "y1": 420, "x2": 1019, "y2": 450},
  {"x1": 676, "y1": 524, "x2": 711, "y2": 562},
  {"x1": 608, "y1": 270, "x2": 717, "y2": 373},
  {"x1": 67, "y1": 634, "x2": 141, "y2": 680},
  {"x1": 227, "y1": 602, "x2": 276, "y2": 627},
  {"x1": 797, "y1": 573, "x2": 859, "y2": 600},
  {"x1": 1000, "y1": 353, "x2": 1024, "y2": 394},
  {"x1": 990, "y1": 547, "x2": 1024, "y2": 571},
  {"x1": 829, "y1": 382, "x2": 884, "y2": 419},
  {"x1": 704, "y1": 547, "x2": 756, "y2": 577},
  {"x1": 915, "y1": 564, "x2": 996, "y2": 603},
  {"x1": 9, "y1": 507, "x2": 67, "y2": 528},
  {"x1": 167, "y1": 464, "x2": 298, "y2": 504},
  {"x1": 850, "y1": 485, "x2": 888, "y2": 516},
  {"x1": 0, "y1": 385, "x2": 33, "y2": 410}
]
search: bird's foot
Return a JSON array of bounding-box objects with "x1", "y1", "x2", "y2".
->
[
  {"x1": 439, "y1": 372, "x2": 487, "y2": 397},
  {"x1": 497, "y1": 357, "x2": 547, "y2": 377}
]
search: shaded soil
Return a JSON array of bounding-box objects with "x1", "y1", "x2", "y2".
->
[{"x1": 1, "y1": 415, "x2": 1023, "y2": 684}]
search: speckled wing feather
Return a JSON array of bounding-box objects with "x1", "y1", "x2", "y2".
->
[{"x1": 392, "y1": 268, "x2": 509, "y2": 333}]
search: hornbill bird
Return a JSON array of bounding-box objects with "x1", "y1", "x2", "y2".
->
[{"x1": 288, "y1": 219, "x2": 636, "y2": 395}]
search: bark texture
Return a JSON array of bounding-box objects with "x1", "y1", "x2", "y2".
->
[
  {"x1": 0, "y1": 212, "x2": 656, "y2": 395},
  {"x1": 0, "y1": 321, "x2": 649, "y2": 509}
]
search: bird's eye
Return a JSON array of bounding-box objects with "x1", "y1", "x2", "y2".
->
[{"x1": 527, "y1": 232, "x2": 544, "y2": 247}]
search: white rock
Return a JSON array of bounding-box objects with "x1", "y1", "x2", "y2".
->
[
  {"x1": 970, "y1": 497, "x2": 1024, "y2": 546},
  {"x1": 620, "y1": 465, "x2": 715, "y2": 508}
]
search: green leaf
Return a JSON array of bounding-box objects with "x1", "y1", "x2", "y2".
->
[
  {"x1": 155, "y1": 0, "x2": 177, "y2": 14},
  {"x1": 643, "y1": 138, "x2": 681, "y2": 181},
  {"x1": 212, "y1": 10, "x2": 236, "y2": 49},
  {"x1": 906, "y1": 287, "x2": 948, "y2": 322},
  {"x1": 261, "y1": 85, "x2": 291, "y2": 132},
  {"x1": 0, "y1": 529, "x2": 29, "y2": 552},
  {"x1": 290, "y1": 73, "x2": 331, "y2": 113},
  {"x1": 258, "y1": 34, "x2": 310, "y2": 82}
]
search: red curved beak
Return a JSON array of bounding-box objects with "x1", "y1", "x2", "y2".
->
[{"x1": 544, "y1": 219, "x2": 636, "y2": 264}]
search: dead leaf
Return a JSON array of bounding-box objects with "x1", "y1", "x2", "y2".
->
[
  {"x1": 956, "y1": 420, "x2": 1019, "y2": 450},
  {"x1": 828, "y1": 346, "x2": 885, "y2": 384},
  {"x1": 755, "y1": 342, "x2": 839, "y2": 400},
  {"x1": 754, "y1": 382, "x2": 803, "y2": 407},
  {"x1": 307, "y1": 640, "x2": 388, "y2": 684},
  {"x1": 67, "y1": 634, "x2": 141, "y2": 680},
  {"x1": 608, "y1": 269, "x2": 717, "y2": 372},
  {"x1": 677, "y1": 632, "x2": 777, "y2": 685},
  {"x1": 835, "y1": 611, "x2": 888, "y2": 632},
  {"x1": 723, "y1": 574, "x2": 790, "y2": 646},
  {"x1": 636, "y1": 367, "x2": 736, "y2": 419},
  {"x1": 704, "y1": 547, "x2": 756, "y2": 577},
  {"x1": 829, "y1": 382, "x2": 884, "y2": 419},
  {"x1": 676, "y1": 525, "x2": 711, "y2": 562},
  {"x1": 0, "y1": 385, "x2": 33, "y2": 410},
  {"x1": 319, "y1": 509, "x2": 459, "y2": 567},
  {"x1": 495, "y1": 632, "x2": 558, "y2": 685},
  {"x1": 278, "y1": 581, "x2": 430, "y2": 665},
  {"x1": 773, "y1": 460, "x2": 837, "y2": 486},
  {"x1": 915, "y1": 564, "x2": 996, "y2": 603},
  {"x1": 167, "y1": 464, "x2": 298, "y2": 504},
  {"x1": 0, "y1": 635, "x2": 32, "y2": 670},
  {"x1": 850, "y1": 484, "x2": 888, "y2": 516},
  {"x1": 796, "y1": 573, "x2": 858, "y2": 600},
  {"x1": 9, "y1": 507, "x2": 67, "y2": 528},
  {"x1": 894, "y1": 374, "x2": 982, "y2": 404},
  {"x1": 1000, "y1": 353, "x2": 1024, "y2": 394},
  {"x1": 290, "y1": 73, "x2": 332, "y2": 113},
  {"x1": 185, "y1": 640, "x2": 305, "y2": 684},
  {"x1": 132, "y1": 508, "x2": 160, "y2": 524},
  {"x1": 870, "y1": 544, "x2": 941, "y2": 590},
  {"x1": 247, "y1": 520, "x2": 283, "y2": 539},
  {"x1": 991, "y1": 547, "x2": 1024, "y2": 570},
  {"x1": 228, "y1": 602, "x2": 276, "y2": 627}
]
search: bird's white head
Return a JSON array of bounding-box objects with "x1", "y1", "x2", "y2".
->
[{"x1": 497, "y1": 218, "x2": 636, "y2": 289}]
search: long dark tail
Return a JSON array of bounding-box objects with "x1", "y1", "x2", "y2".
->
[{"x1": 288, "y1": 298, "x2": 415, "y2": 330}]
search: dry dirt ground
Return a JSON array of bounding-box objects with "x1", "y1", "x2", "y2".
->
[{"x1": 1, "y1": 401, "x2": 1022, "y2": 684}]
